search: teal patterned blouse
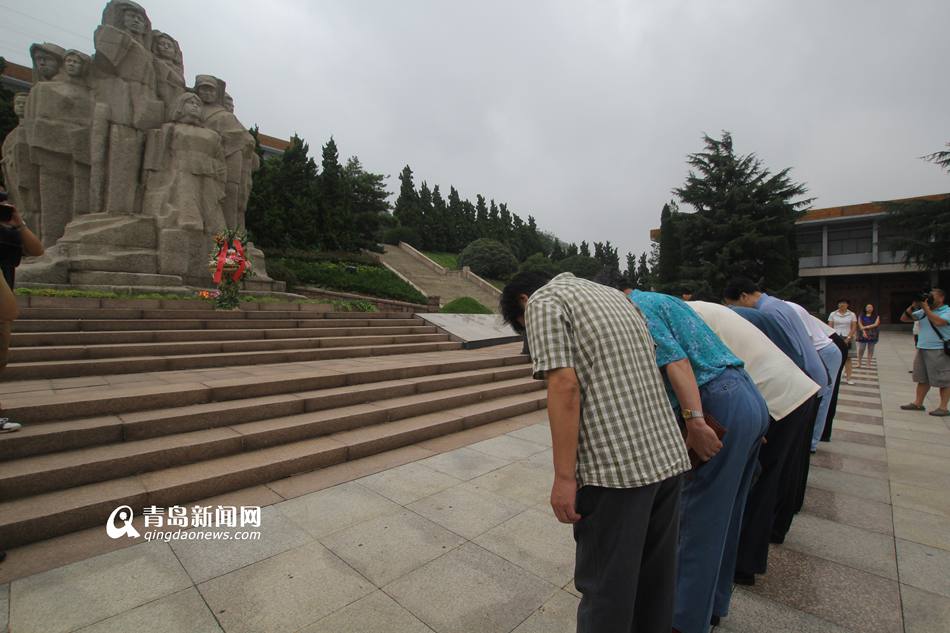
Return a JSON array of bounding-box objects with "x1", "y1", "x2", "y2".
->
[{"x1": 629, "y1": 290, "x2": 743, "y2": 392}]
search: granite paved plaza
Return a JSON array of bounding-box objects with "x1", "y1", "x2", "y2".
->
[{"x1": 1, "y1": 332, "x2": 949, "y2": 632}]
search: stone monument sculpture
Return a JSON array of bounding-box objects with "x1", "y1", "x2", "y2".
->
[
  {"x1": 1, "y1": 93, "x2": 35, "y2": 217},
  {"x1": 25, "y1": 50, "x2": 98, "y2": 245},
  {"x1": 9, "y1": 0, "x2": 280, "y2": 291}
]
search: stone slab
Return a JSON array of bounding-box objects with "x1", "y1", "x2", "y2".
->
[
  {"x1": 9, "y1": 542, "x2": 191, "y2": 633},
  {"x1": 299, "y1": 590, "x2": 432, "y2": 633},
  {"x1": 384, "y1": 542, "x2": 556, "y2": 633},
  {"x1": 73, "y1": 588, "x2": 223, "y2": 633},
  {"x1": 511, "y1": 590, "x2": 578, "y2": 633},
  {"x1": 197, "y1": 541, "x2": 374, "y2": 633},
  {"x1": 900, "y1": 585, "x2": 950, "y2": 633},
  {"x1": 320, "y1": 509, "x2": 464, "y2": 586},
  {"x1": 896, "y1": 539, "x2": 950, "y2": 598},
  {"x1": 474, "y1": 508, "x2": 576, "y2": 585},
  {"x1": 356, "y1": 461, "x2": 461, "y2": 505},
  {"x1": 407, "y1": 482, "x2": 527, "y2": 540},
  {"x1": 274, "y1": 481, "x2": 402, "y2": 539},
  {"x1": 417, "y1": 313, "x2": 521, "y2": 348}
]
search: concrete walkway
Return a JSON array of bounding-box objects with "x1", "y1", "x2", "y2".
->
[{"x1": 1, "y1": 332, "x2": 948, "y2": 632}]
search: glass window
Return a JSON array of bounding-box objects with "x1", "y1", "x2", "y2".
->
[
  {"x1": 797, "y1": 229, "x2": 823, "y2": 257},
  {"x1": 827, "y1": 223, "x2": 872, "y2": 256}
]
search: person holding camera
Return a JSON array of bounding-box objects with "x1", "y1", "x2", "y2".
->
[
  {"x1": 900, "y1": 288, "x2": 950, "y2": 416},
  {"x1": 0, "y1": 190, "x2": 44, "y2": 289}
]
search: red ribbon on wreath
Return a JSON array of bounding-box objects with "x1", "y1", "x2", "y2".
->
[
  {"x1": 212, "y1": 241, "x2": 228, "y2": 285},
  {"x1": 231, "y1": 239, "x2": 247, "y2": 282}
]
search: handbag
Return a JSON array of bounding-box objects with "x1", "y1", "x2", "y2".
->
[{"x1": 681, "y1": 412, "x2": 728, "y2": 470}]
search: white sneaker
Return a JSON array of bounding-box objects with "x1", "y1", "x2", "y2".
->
[
  {"x1": 847, "y1": 379, "x2": 855, "y2": 385},
  {"x1": 0, "y1": 419, "x2": 22, "y2": 433}
]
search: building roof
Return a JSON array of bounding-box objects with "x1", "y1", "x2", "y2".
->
[
  {"x1": 257, "y1": 133, "x2": 290, "y2": 152},
  {"x1": 2, "y1": 59, "x2": 31, "y2": 83},
  {"x1": 799, "y1": 192, "x2": 950, "y2": 223}
]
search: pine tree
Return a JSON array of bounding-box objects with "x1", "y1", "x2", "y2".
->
[
  {"x1": 624, "y1": 252, "x2": 638, "y2": 288},
  {"x1": 428, "y1": 184, "x2": 448, "y2": 251},
  {"x1": 565, "y1": 243, "x2": 579, "y2": 258},
  {"x1": 637, "y1": 252, "x2": 651, "y2": 289},
  {"x1": 343, "y1": 156, "x2": 389, "y2": 249},
  {"x1": 474, "y1": 195, "x2": 488, "y2": 239},
  {"x1": 673, "y1": 131, "x2": 811, "y2": 294},
  {"x1": 317, "y1": 137, "x2": 352, "y2": 250},
  {"x1": 579, "y1": 241, "x2": 590, "y2": 258},
  {"x1": 393, "y1": 165, "x2": 421, "y2": 231},
  {"x1": 550, "y1": 240, "x2": 565, "y2": 261},
  {"x1": 657, "y1": 201, "x2": 682, "y2": 287}
]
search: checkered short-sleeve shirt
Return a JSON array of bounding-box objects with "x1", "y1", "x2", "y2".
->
[{"x1": 526, "y1": 273, "x2": 690, "y2": 488}]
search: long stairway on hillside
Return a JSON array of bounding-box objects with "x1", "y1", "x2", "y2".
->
[
  {"x1": 0, "y1": 304, "x2": 545, "y2": 548},
  {"x1": 378, "y1": 244, "x2": 502, "y2": 310}
]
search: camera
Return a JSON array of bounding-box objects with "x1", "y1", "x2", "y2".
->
[{"x1": 0, "y1": 204, "x2": 13, "y2": 224}]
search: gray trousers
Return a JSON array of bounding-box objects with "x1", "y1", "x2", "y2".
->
[{"x1": 573, "y1": 474, "x2": 683, "y2": 633}]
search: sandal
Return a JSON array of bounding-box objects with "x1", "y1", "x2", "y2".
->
[
  {"x1": 928, "y1": 409, "x2": 950, "y2": 417},
  {"x1": 900, "y1": 403, "x2": 925, "y2": 411}
]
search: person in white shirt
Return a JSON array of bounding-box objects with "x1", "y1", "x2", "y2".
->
[
  {"x1": 688, "y1": 301, "x2": 821, "y2": 587},
  {"x1": 828, "y1": 300, "x2": 857, "y2": 385},
  {"x1": 785, "y1": 301, "x2": 842, "y2": 452}
]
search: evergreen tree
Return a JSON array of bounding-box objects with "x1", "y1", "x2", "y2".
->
[
  {"x1": 393, "y1": 165, "x2": 421, "y2": 231},
  {"x1": 317, "y1": 137, "x2": 352, "y2": 250},
  {"x1": 657, "y1": 201, "x2": 682, "y2": 286},
  {"x1": 245, "y1": 134, "x2": 319, "y2": 248},
  {"x1": 883, "y1": 144, "x2": 950, "y2": 270},
  {"x1": 475, "y1": 195, "x2": 488, "y2": 237},
  {"x1": 488, "y1": 199, "x2": 501, "y2": 241},
  {"x1": 428, "y1": 184, "x2": 448, "y2": 251},
  {"x1": 565, "y1": 243, "x2": 579, "y2": 258},
  {"x1": 624, "y1": 252, "x2": 639, "y2": 288},
  {"x1": 550, "y1": 240, "x2": 565, "y2": 261},
  {"x1": 446, "y1": 186, "x2": 465, "y2": 252},
  {"x1": 672, "y1": 131, "x2": 811, "y2": 295},
  {"x1": 580, "y1": 241, "x2": 590, "y2": 258},
  {"x1": 637, "y1": 252, "x2": 651, "y2": 289},
  {"x1": 343, "y1": 156, "x2": 389, "y2": 249}
]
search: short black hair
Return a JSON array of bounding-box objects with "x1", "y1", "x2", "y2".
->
[
  {"x1": 723, "y1": 277, "x2": 759, "y2": 301},
  {"x1": 500, "y1": 271, "x2": 554, "y2": 335},
  {"x1": 836, "y1": 298, "x2": 850, "y2": 306}
]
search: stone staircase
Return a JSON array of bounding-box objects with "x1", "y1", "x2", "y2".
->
[
  {"x1": 378, "y1": 244, "x2": 502, "y2": 311},
  {"x1": 0, "y1": 304, "x2": 545, "y2": 548}
]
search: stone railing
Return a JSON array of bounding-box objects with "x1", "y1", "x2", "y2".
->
[
  {"x1": 398, "y1": 242, "x2": 448, "y2": 274},
  {"x1": 460, "y1": 266, "x2": 502, "y2": 297}
]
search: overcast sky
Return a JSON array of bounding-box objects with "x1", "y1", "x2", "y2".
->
[{"x1": 3, "y1": 0, "x2": 949, "y2": 260}]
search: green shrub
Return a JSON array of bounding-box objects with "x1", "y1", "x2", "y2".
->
[
  {"x1": 518, "y1": 252, "x2": 559, "y2": 277},
  {"x1": 440, "y1": 296, "x2": 493, "y2": 314},
  {"x1": 263, "y1": 249, "x2": 379, "y2": 266},
  {"x1": 381, "y1": 226, "x2": 422, "y2": 247},
  {"x1": 274, "y1": 258, "x2": 427, "y2": 304},
  {"x1": 459, "y1": 239, "x2": 518, "y2": 279},
  {"x1": 558, "y1": 255, "x2": 602, "y2": 280},
  {"x1": 265, "y1": 259, "x2": 299, "y2": 289}
]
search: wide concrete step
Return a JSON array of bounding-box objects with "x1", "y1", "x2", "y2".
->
[
  {"x1": 0, "y1": 377, "x2": 542, "y2": 499},
  {"x1": 14, "y1": 317, "x2": 426, "y2": 333},
  {"x1": 0, "y1": 390, "x2": 547, "y2": 547},
  {"x1": 3, "y1": 340, "x2": 464, "y2": 380},
  {"x1": 9, "y1": 333, "x2": 451, "y2": 363},
  {"x1": 0, "y1": 353, "x2": 529, "y2": 424},
  {"x1": 11, "y1": 325, "x2": 439, "y2": 347},
  {"x1": 0, "y1": 365, "x2": 532, "y2": 459},
  {"x1": 16, "y1": 308, "x2": 409, "y2": 321}
]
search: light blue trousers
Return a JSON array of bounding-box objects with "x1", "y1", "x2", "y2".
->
[{"x1": 811, "y1": 343, "x2": 842, "y2": 450}]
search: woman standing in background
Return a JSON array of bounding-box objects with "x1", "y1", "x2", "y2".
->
[
  {"x1": 828, "y1": 300, "x2": 858, "y2": 385},
  {"x1": 857, "y1": 304, "x2": 880, "y2": 369}
]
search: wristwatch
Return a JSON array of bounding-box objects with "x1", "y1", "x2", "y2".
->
[{"x1": 681, "y1": 408, "x2": 704, "y2": 421}]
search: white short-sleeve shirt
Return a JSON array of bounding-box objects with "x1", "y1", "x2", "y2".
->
[
  {"x1": 689, "y1": 301, "x2": 820, "y2": 420},
  {"x1": 828, "y1": 310, "x2": 857, "y2": 338}
]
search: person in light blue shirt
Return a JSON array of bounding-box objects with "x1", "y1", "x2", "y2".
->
[
  {"x1": 628, "y1": 290, "x2": 768, "y2": 633},
  {"x1": 900, "y1": 288, "x2": 950, "y2": 415}
]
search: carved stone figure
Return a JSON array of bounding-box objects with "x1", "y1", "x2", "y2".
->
[
  {"x1": 92, "y1": 0, "x2": 163, "y2": 214},
  {"x1": 194, "y1": 75, "x2": 257, "y2": 231},
  {"x1": 151, "y1": 30, "x2": 186, "y2": 120},
  {"x1": 1, "y1": 93, "x2": 36, "y2": 217},
  {"x1": 25, "y1": 50, "x2": 100, "y2": 245},
  {"x1": 143, "y1": 92, "x2": 226, "y2": 277},
  {"x1": 30, "y1": 43, "x2": 65, "y2": 83},
  {"x1": 13, "y1": 1, "x2": 281, "y2": 292}
]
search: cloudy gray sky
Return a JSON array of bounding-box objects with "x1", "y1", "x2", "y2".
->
[{"x1": 3, "y1": 0, "x2": 949, "y2": 260}]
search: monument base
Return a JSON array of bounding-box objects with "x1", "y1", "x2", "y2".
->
[{"x1": 17, "y1": 213, "x2": 285, "y2": 292}]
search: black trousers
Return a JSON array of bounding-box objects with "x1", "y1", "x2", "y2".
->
[
  {"x1": 772, "y1": 396, "x2": 819, "y2": 542},
  {"x1": 820, "y1": 333, "x2": 850, "y2": 442},
  {"x1": 574, "y1": 475, "x2": 683, "y2": 633},
  {"x1": 736, "y1": 395, "x2": 817, "y2": 575}
]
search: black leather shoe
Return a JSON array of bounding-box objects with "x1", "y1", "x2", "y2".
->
[
  {"x1": 734, "y1": 571, "x2": 755, "y2": 586},
  {"x1": 711, "y1": 614, "x2": 721, "y2": 626}
]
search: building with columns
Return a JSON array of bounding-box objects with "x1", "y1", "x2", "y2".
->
[{"x1": 797, "y1": 193, "x2": 950, "y2": 323}]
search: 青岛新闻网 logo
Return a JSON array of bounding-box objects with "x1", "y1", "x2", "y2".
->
[{"x1": 106, "y1": 505, "x2": 141, "y2": 539}]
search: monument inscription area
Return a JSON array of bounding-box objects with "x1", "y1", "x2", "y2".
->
[{"x1": 1, "y1": 0, "x2": 278, "y2": 290}]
